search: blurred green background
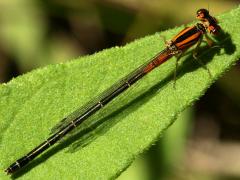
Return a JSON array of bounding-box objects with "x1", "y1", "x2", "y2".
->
[{"x1": 0, "y1": 0, "x2": 239, "y2": 179}]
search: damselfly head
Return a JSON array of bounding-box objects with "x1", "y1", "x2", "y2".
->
[
  {"x1": 196, "y1": 8, "x2": 209, "y2": 20},
  {"x1": 196, "y1": 8, "x2": 221, "y2": 35}
]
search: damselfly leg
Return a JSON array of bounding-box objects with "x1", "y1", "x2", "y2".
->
[{"x1": 192, "y1": 35, "x2": 212, "y2": 77}]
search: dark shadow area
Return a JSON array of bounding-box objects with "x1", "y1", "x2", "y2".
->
[
  {"x1": 0, "y1": 46, "x2": 20, "y2": 83},
  {"x1": 11, "y1": 30, "x2": 235, "y2": 179},
  {"x1": 176, "y1": 31, "x2": 235, "y2": 81},
  {"x1": 145, "y1": 140, "x2": 168, "y2": 180}
]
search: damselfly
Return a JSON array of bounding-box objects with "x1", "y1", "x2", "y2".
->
[{"x1": 5, "y1": 8, "x2": 221, "y2": 175}]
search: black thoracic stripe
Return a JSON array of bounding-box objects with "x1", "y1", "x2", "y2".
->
[
  {"x1": 178, "y1": 36, "x2": 199, "y2": 49},
  {"x1": 175, "y1": 26, "x2": 198, "y2": 44}
]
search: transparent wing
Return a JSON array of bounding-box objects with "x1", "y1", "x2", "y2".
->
[{"x1": 50, "y1": 49, "x2": 167, "y2": 135}]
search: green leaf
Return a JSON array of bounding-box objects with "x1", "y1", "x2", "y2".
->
[{"x1": 0, "y1": 7, "x2": 239, "y2": 179}]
